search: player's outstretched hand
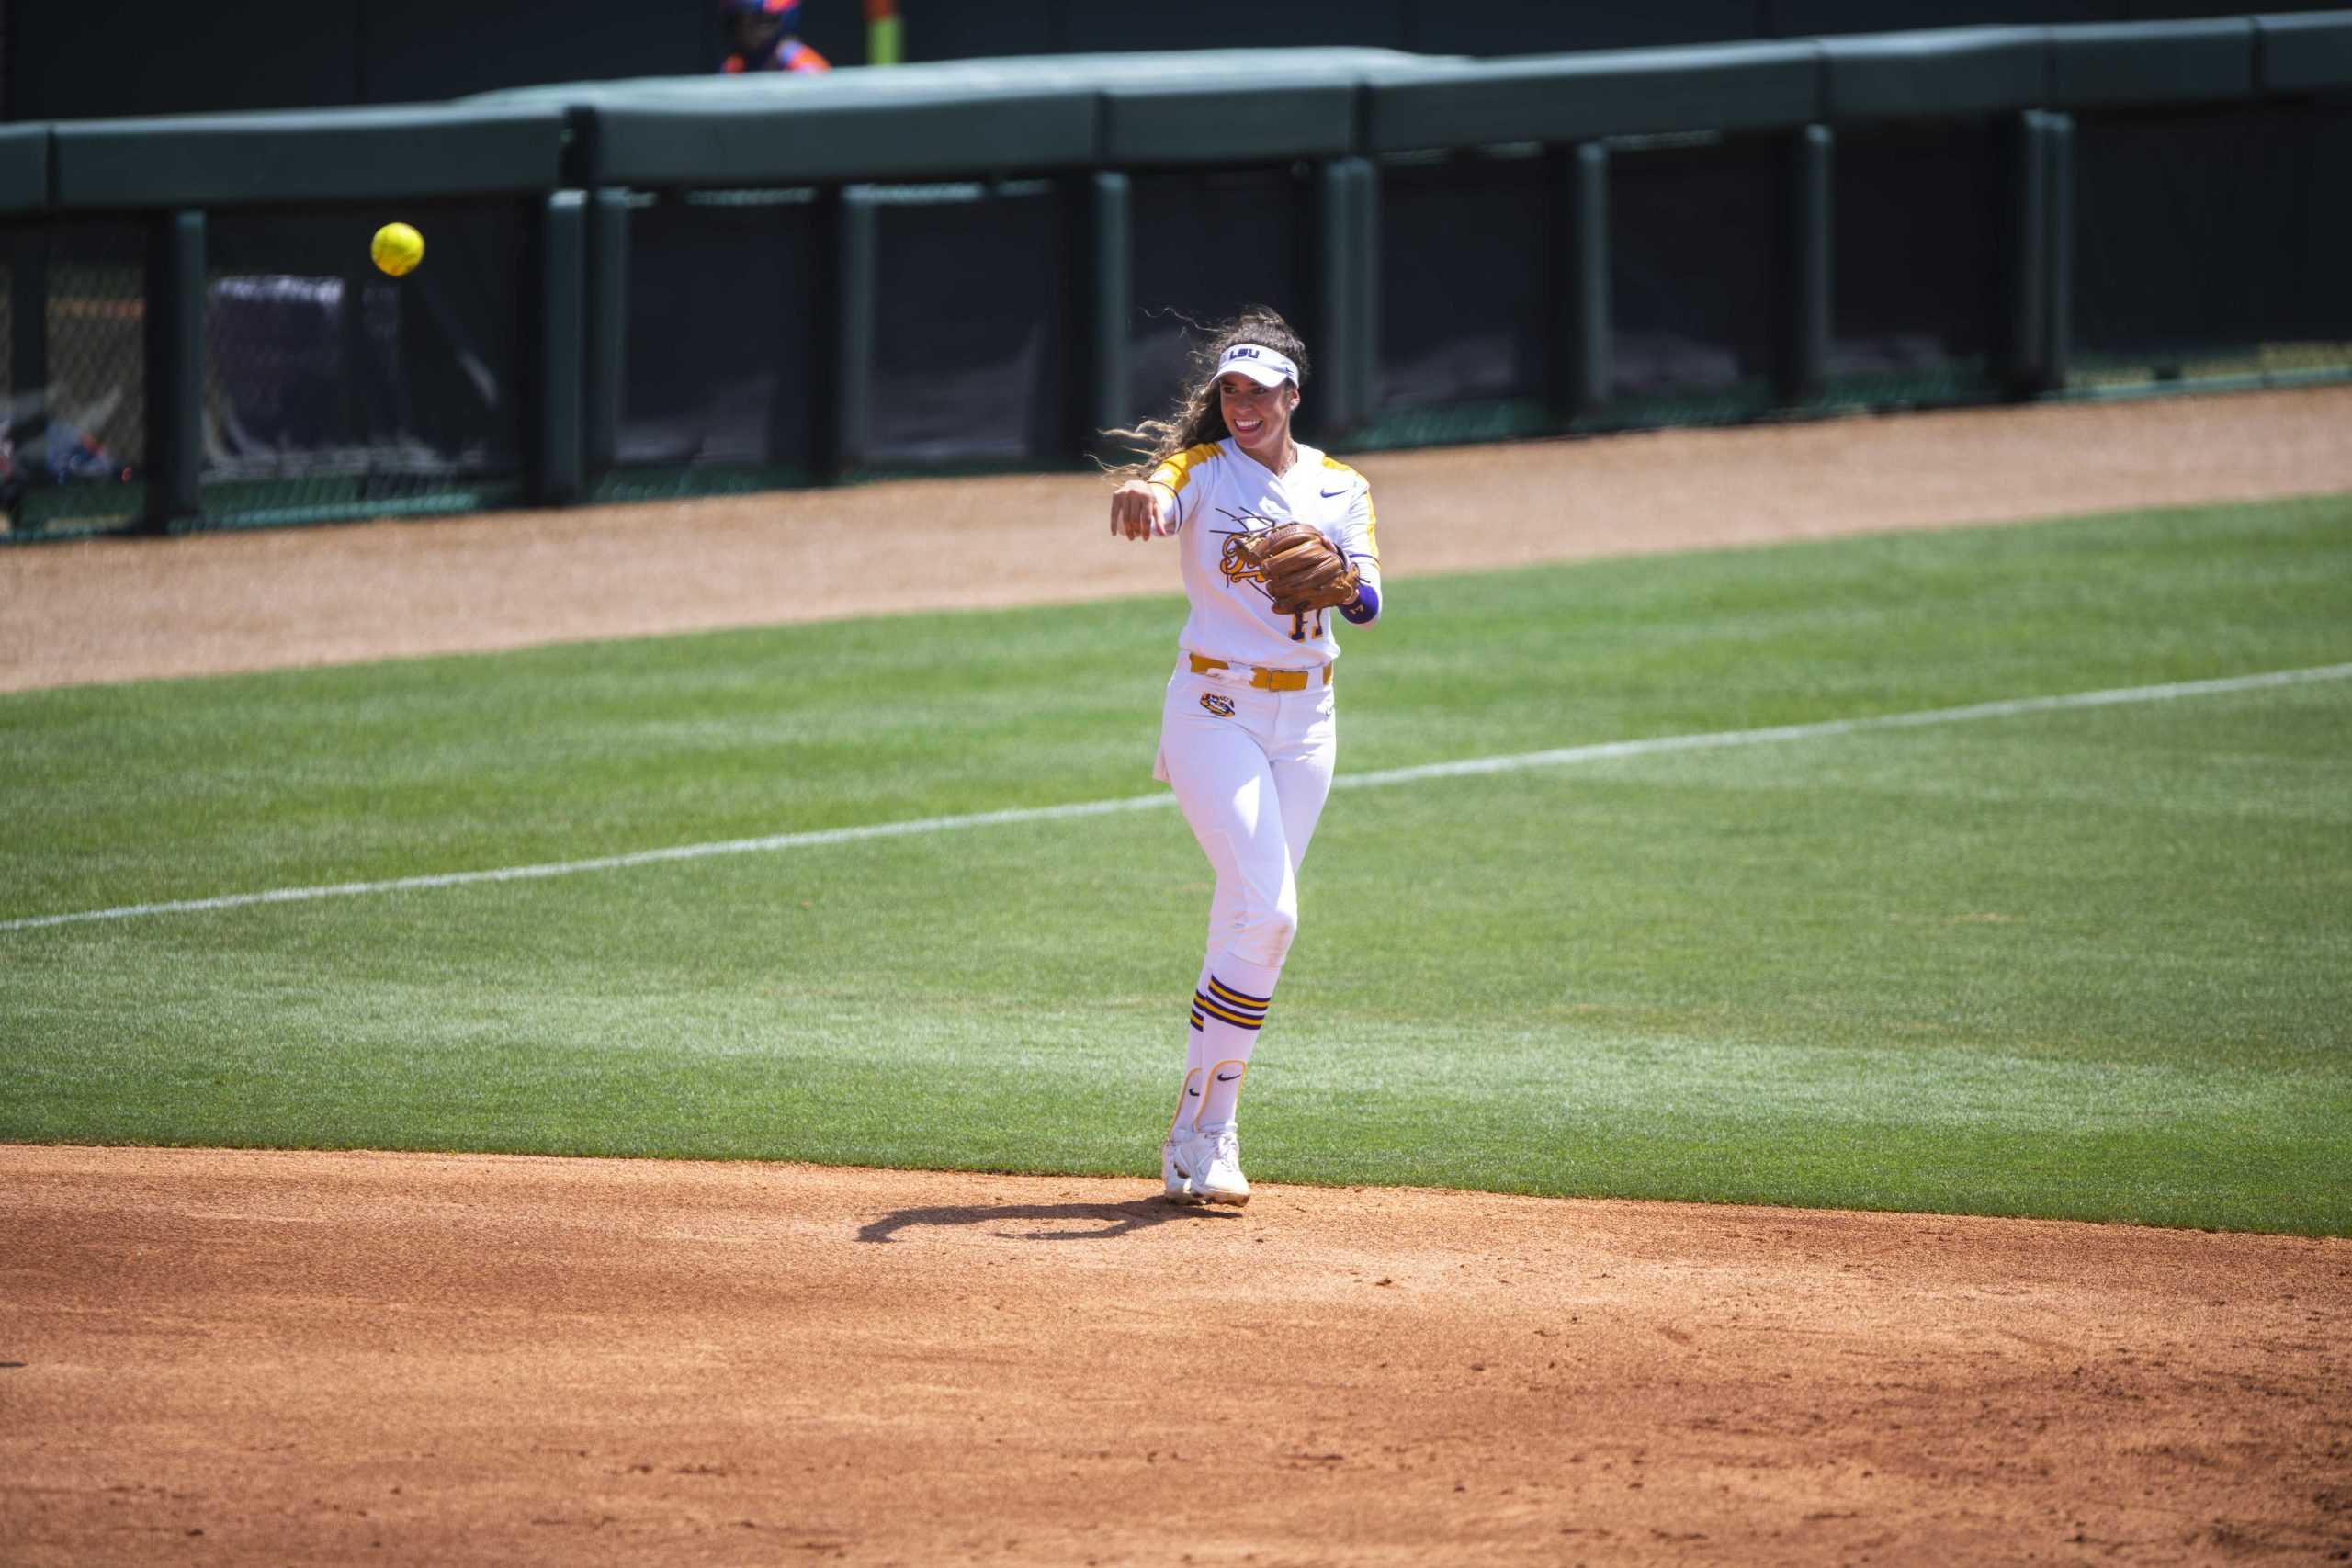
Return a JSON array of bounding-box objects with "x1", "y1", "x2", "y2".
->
[{"x1": 1110, "y1": 479, "x2": 1170, "y2": 541}]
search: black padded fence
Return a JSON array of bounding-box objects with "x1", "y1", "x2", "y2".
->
[
  {"x1": 868, "y1": 180, "x2": 1072, "y2": 468},
  {"x1": 1368, "y1": 148, "x2": 1553, "y2": 446},
  {"x1": 1826, "y1": 120, "x2": 2013, "y2": 409},
  {"x1": 612, "y1": 188, "x2": 824, "y2": 485},
  {"x1": 605, "y1": 178, "x2": 1083, "y2": 494},
  {"x1": 2069, "y1": 100, "x2": 2352, "y2": 389},
  {"x1": 1125, "y1": 166, "x2": 1317, "y2": 440},
  {"x1": 1607, "y1": 131, "x2": 1786, "y2": 427},
  {"x1": 6, "y1": 18, "x2": 2352, "y2": 542}
]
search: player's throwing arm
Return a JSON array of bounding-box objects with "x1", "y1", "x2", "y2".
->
[
  {"x1": 1101, "y1": 308, "x2": 1384, "y2": 1209},
  {"x1": 1109, "y1": 478, "x2": 1171, "y2": 540}
]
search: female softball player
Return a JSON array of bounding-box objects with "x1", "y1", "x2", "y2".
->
[{"x1": 1106, "y1": 308, "x2": 1384, "y2": 1207}]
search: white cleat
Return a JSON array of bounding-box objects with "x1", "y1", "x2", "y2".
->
[
  {"x1": 1187, "y1": 1128, "x2": 1251, "y2": 1208},
  {"x1": 1162, "y1": 1138, "x2": 1205, "y2": 1206}
]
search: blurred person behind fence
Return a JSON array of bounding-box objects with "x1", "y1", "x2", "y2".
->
[{"x1": 720, "y1": 0, "x2": 830, "y2": 73}]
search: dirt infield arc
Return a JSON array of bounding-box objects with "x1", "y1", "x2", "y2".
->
[
  {"x1": 4, "y1": 390, "x2": 2351, "y2": 1563},
  {"x1": 3, "y1": 1146, "x2": 2347, "y2": 1566}
]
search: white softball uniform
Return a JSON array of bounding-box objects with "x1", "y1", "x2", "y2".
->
[
  {"x1": 1152, "y1": 436, "x2": 1383, "y2": 676},
  {"x1": 1142, "y1": 435, "x2": 1383, "y2": 1144}
]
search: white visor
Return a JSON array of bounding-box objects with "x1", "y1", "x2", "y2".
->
[{"x1": 1212, "y1": 343, "x2": 1299, "y2": 389}]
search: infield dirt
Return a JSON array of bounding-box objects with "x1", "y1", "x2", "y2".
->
[
  {"x1": 4, "y1": 1146, "x2": 2347, "y2": 1566},
  {"x1": 4, "y1": 390, "x2": 2350, "y2": 1564}
]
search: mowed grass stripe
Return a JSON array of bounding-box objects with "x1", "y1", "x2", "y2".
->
[
  {"x1": 7, "y1": 660, "x2": 2346, "y2": 934},
  {"x1": 3, "y1": 496, "x2": 2347, "y2": 1233},
  {"x1": 7, "y1": 493, "x2": 2344, "y2": 919},
  {"x1": 5, "y1": 677, "x2": 2343, "y2": 1230},
  {"x1": 0, "y1": 795, "x2": 1177, "y2": 931}
]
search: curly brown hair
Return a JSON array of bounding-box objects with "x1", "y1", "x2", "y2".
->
[{"x1": 1102, "y1": 307, "x2": 1311, "y2": 479}]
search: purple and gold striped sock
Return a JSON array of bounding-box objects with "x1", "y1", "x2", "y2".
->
[{"x1": 1187, "y1": 972, "x2": 1269, "y2": 1134}]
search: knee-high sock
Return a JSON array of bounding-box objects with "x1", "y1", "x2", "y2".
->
[
  {"x1": 1170, "y1": 878, "x2": 1247, "y2": 1139},
  {"x1": 1187, "y1": 955, "x2": 1275, "y2": 1136},
  {"x1": 1166, "y1": 1066, "x2": 1204, "y2": 1146}
]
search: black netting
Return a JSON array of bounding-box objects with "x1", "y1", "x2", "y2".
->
[
  {"x1": 612, "y1": 181, "x2": 1073, "y2": 484},
  {"x1": 868, "y1": 180, "x2": 1069, "y2": 465},
  {"x1": 2070, "y1": 101, "x2": 2352, "y2": 389},
  {"x1": 1128, "y1": 167, "x2": 1310, "y2": 431},
  {"x1": 2, "y1": 223, "x2": 146, "y2": 537},
  {"x1": 1363, "y1": 149, "x2": 1550, "y2": 448},
  {"x1": 1826, "y1": 120, "x2": 2007, "y2": 410},
  {"x1": 616, "y1": 188, "x2": 820, "y2": 479},
  {"x1": 201, "y1": 199, "x2": 529, "y2": 525},
  {"x1": 1606, "y1": 132, "x2": 1781, "y2": 426}
]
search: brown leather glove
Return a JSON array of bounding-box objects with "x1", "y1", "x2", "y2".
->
[{"x1": 1237, "y1": 523, "x2": 1360, "y2": 615}]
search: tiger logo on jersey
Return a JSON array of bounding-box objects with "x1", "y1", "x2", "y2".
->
[
  {"x1": 1216, "y1": 510, "x2": 1286, "y2": 591},
  {"x1": 1199, "y1": 693, "x2": 1236, "y2": 717},
  {"x1": 1217, "y1": 532, "x2": 1265, "y2": 588}
]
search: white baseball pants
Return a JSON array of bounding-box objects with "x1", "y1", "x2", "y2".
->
[{"x1": 1154, "y1": 659, "x2": 1337, "y2": 1134}]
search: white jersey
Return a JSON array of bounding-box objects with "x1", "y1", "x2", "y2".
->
[{"x1": 1148, "y1": 436, "x2": 1384, "y2": 668}]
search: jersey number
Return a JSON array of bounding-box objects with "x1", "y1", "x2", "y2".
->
[{"x1": 1289, "y1": 608, "x2": 1325, "y2": 642}]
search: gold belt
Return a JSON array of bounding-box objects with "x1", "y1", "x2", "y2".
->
[{"x1": 1190, "y1": 654, "x2": 1333, "y2": 692}]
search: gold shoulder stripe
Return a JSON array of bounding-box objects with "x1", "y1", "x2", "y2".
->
[
  {"x1": 1150, "y1": 442, "x2": 1226, "y2": 496},
  {"x1": 1320, "y1": 455, "x2": 1364, "y2": 484}
]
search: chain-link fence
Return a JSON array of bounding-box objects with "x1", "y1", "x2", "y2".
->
[
  {"x1": 3, "y1": 224, "x2": 148, "y2": 537},
  {"x1": 6, "y1": 203, "x2": 537, "y2": 538}
]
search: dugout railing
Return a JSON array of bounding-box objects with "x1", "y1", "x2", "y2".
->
[{"x1": 1, "y1": 14, "x2": 2346, "y2": 539}]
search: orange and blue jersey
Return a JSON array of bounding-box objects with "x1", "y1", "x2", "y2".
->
[
  {"x1": 721, "y1": 37, "x2": 830, "y2": 73},
  {"x1": 720, "y1": 0, "x2": 831, "y2": 73}
]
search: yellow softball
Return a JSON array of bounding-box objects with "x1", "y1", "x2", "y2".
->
[{"x1": 370, "y1": 222, "x2": 424, "y2": 277}]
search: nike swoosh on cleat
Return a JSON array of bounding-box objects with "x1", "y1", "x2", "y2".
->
[{"x1": 1215, "y1": 1072, "x2": 1241, "y2": 1082}]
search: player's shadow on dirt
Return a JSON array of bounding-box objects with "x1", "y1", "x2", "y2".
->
[{"x1": 857, "y1": 1200, "x2": 1242, "y2": 1245}]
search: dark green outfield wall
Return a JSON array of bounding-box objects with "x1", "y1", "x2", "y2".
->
[
  {"x1": 12, "y1": 0, "x2": 2352, "y2": 121},
  {"x1": 3, "y1": 18, "x2": 2348, "y2": 539}
]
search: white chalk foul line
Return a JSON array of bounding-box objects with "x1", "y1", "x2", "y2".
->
[
  {"x1": 1334, "y1": 662, "x2": 2352, "y2": 789},
  {"x1": 6, "y1": 661, "x2": 2347, "y2": 934}
]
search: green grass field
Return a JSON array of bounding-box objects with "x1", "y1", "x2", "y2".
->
[{"x1": 4, "y1": 495, "x2": 2348, "y2": 1235}]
